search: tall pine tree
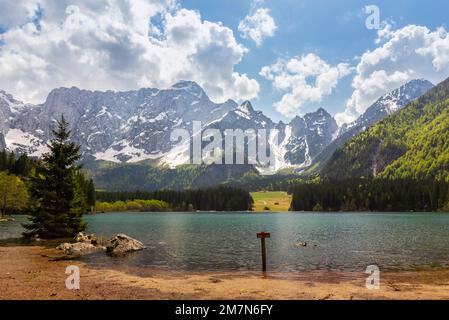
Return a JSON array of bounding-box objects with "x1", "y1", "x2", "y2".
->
[
  {"x1": 23, "y1": 116, "x2": 86, "y2": 238},
  {"x1": 86, "y1": 178, "x2": 96, "y2": 213}
]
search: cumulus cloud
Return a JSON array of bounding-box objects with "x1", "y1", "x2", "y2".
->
[
  {"x1": 336, "y1": 24, "x2": 449, "y2": 125},
  {"x1": 0, "y1": 0, "x2": 259, "y2": 103},
  {"x1": 260, "y1": 53, "x2": 352, "y2": 117},
  {"x1": 238, "y1": 8, "x2": 277, "y2": 46}
]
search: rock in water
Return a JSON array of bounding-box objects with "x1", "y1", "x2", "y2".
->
[
  {"x1": 106, "y1": 234, "x2": 145, "y2": 255},
  {"x1": 295, "y1": 241, "x2": 307, "y2": 248},
  {"x1": 56, "y1": 232, "x2": 104, "y2": 255},
  {"x1": 56, "y1": 242, "x2": 106, "y2": 255},
  {"x1": 74, "y1": 231, "x2": 98, "y2": 244}
]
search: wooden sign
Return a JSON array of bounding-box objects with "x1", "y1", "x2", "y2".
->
[
  {"x1": 257, "y1": 231, "x2": 270, "y2": 271},
  {"x1": 257, "y1": 232, "x2": 271, "y2": 239}
]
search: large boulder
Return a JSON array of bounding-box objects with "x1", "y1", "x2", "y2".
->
[
  {"x1": 56, "y1": 242, "x2": 106, "y2": 255},
  {"x1": 106, "y1": 234, "x2": 145, "y2": 255}
]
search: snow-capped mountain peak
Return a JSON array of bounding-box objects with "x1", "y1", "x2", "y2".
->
[
  {"x1": 377, "y1": 79, "x2": 434, "y2": 114},
  {"x1": 0, "y1": 78, "x2": 434, "y2": 176},
  {"x1": 279, "y1": 108, "x2": 338, "y2": 170},
  {"x1": 171, "y1": 80, "x2": 207, "y2": 100},
  {"x1": 233, "y1": 100, "x2": 257, "y2": 120},
  {"x1": 0, "y1": 90, "x2": 28, "y2": 113},
  {"x1": 0, "y1": 82, "x2": 236, "y2": 163},
  {"x1": 340, "y1": 79, "x2": 434, "y2": 136}
]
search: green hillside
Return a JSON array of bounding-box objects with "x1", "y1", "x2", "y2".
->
[
  {"x1": 87, "y1": 160, "x2": 258, "y2": 191},
  {"x1": 86, "y1": 159, "x2": 305, "y2": 192},
  {"x1": 322, "y1": 77, "x2": 449, "y2": 181}
]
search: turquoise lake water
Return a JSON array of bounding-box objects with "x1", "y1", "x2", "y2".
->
[{"x1": 2, "y1": 212, "x2": 449, "y2": 272}]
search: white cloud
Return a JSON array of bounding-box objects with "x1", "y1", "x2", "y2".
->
[
  {"x1": 260, "y1": 53, "x2": 352, "y2": 117},
  {"x1": 0, "y1": 0, "x2": 259, "y2": 104},
  {"x1": 0, "y1": 1, "x2": 40, "y2": 28},
  {"x1": 336, "y1": 24, "x2": 449, "y2": 125},
  {"x1": 238, "y1": 8, "x2": 277, "y2": 46}
]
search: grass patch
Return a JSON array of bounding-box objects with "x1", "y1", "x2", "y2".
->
[{"x1": 250, "y1": 191, "x2": 292, "y2": 212}]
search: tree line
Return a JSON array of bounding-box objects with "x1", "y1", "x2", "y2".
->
[
  {"x1": 95, "y1": 199, "x2": 169, "y2": 212},
  {"x1": 97, "y1": 187, "x2": 254, "y2": 211},
  {"x1": 223, "y1": 170, "x2": 306, "y2": 192},
  {"x1": 289, "y1": 178, "x2": 449, "y2": 212},
  {"x1": 0, "y1": 150, "x2": 36, "y2": 177}
]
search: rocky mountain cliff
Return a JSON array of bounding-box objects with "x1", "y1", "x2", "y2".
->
[
  {"x1": 0, "y1": 81, "x2": 339, "y2": 173},
  {"x1": 0, "y1": 79, "x2": 434, "y2": 186}
]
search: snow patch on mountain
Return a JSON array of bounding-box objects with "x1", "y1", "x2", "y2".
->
[{"x1": 5, "y1": 128, "x2": 48, "y2": 157}]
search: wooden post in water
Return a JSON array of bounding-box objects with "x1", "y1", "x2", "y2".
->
[{"x1": 257, "y1": 231, "x2": 270, "y2": 272}]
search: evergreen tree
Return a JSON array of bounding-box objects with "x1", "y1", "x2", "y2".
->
[
  {"x1": 86, "y1": 178, "x2": 96, "y2": 213},
  {"x1": 0, "y1": 150, "x2": 37, "y2": 176},
  {"x1": 69, "y1": 175, "x2": 88, "y2": 232},
  {"x1": 23, "y1": 116, "x2": 86, "y2": 238}
]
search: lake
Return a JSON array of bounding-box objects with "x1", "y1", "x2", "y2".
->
[{"x1": 2, "y1": 212, "x2": 449, "y2": 272}]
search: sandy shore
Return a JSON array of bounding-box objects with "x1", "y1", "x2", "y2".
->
[{"x1": 1, "y1": 245, "x2": 449, "y2": 300}]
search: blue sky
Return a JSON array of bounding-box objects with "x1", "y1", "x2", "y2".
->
[
  {"x1": 180, "y1": 0, "x2": 449, "y2": 122},
  {"x1": 1, "y1": 0, "x2": 449, "y2": 125}
]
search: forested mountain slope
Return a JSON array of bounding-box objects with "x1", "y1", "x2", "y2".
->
[{"x1": 322, "y1": 76, "x2": 449, "y2": 180}]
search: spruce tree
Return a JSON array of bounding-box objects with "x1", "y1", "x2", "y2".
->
[
  {"x1": 86, "y1": 178, "x2": 96, "y2": 213},
  {"x1": 23, "y1": 116, "x2": 86, "y2": 238}
]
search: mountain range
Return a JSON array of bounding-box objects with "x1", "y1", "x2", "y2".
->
[
  {"x1": 0, "y1": 80, "x2": 340, "y2": 169},
  {"x1": 0, "y1": 78, "x2": 435, "y2": 190}
]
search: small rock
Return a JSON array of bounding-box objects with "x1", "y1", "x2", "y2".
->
[
  {"x1": 74, "y1": 232, "x2": 98, "y2": 245},
  {"x1": 106, "y1": 234, "x2": 145, "y2": 255},
  {"x1": 295, "y1": 241, "x2": 307, "y2": 248}
]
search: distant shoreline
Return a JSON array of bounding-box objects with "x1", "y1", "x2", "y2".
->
[{"x1": 3, "y1": 211, "x2": 449, "y2": 220}]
